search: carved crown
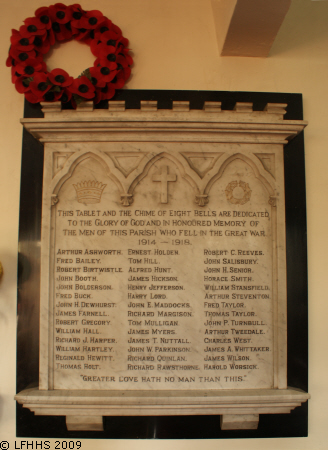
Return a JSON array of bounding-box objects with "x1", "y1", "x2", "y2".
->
[{"x1": 73, "y1": 181, "x2": 106, "y2": 204}]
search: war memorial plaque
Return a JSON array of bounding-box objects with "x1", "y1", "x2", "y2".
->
[{"x1": 16, "y1": 99, "x2": 310, "y2": 432}]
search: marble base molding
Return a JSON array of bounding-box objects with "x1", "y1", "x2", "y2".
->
[{"x1": 15, "y1": 387, "x2": 310, "y2": 431}]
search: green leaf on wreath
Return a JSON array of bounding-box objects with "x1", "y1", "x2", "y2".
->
[
  {"x1": 73, "y1": 93, "x2": 84, "y2": 105},
  {"x1": 78, "y1": 68, "x2": 91, "y2": 80}
]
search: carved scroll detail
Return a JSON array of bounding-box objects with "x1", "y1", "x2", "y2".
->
[
  {"x1": 195, "y1": 194, "x2": 209, "y2": 206},
  {"x1": 120, "y1": 194, "x2": 134, "y2": 206},
  {"x1": 51, "y1": 194, "x2": 59, "y2": 206},
  {"x1": 269, "y1": 196, "x2": 277, "y2": 207}
]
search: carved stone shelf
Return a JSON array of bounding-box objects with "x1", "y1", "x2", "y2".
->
[{"x1": 16, "y1": 387, "x2": 310, "y2": 431}]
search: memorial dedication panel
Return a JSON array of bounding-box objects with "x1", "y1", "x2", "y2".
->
[
  {"x1": 16, "y1": 102, "x2": 310, "y2": 432},
  {"x1": 51, "y1": 143, "x2": 275, "y2": 390}
]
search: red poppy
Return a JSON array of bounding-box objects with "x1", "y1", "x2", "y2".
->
[
  {"x1": 34, "y1": 7, "x2": 52, "y2": 30},
  {"x1": 91, "y1": 41, "x2": 116, "y2": 59},
  {"x1": 72, "y1": 27, "x2": 90, "y2": 42},
  {"x1": 6, "y1": 54, "x2": 14, "y2": 68},
  {"x1": 25, "y1": 87, "x2": 62, "y2": 103},
  {"x1": 94, "y1": 82, "x2": 115, "y2": 103},
  {"x1": 51, "y1": 21, "x2": 74, "y2": 41},
  {"x1": 90, "y1": 30, "x2": 121, "y2": 57},
  {"x1": 47, "y1": 28, "x2": 56, "y2": 46},
  {"x1": 15, "y1": 57, "x2": 43, "y2": 76},
  {"x1": 94, "y1": 57, "x2": 117, "y2": 68},
  {"x1": 93, "y1": 18, "x2": 113, "y2": 39},
  {"x1": 32, "y1": 33, "x2": 52, "y2": 54},
  {"x1": 25, "y1": 90, "x2": 44, "y2": 104},
  {"x1": 97, "y1": 48, "x2": 125, "y2": 70},
  {"x1": 71, "y1": 9, "x2": 105, "y2": 30},
  {"x1": 98, "y1": 43, "x2": 121, "y2": 59},
  {"x1": 93, "y1": 62, "x2": 118, "y2": 83},
  {"x1": 15, "y1": 76, "x2": 31, "y2": 93},
  {"x1": 69, "y1": 9, "x2": 83, "y2": 27},
  {"x1": 93, "y1": 29, "x2": 128, "y2": 55},
  {"x1": 20, "y1": 18, "x2": 48, "y2": 39},
  {"x1": 121, "y1": 36, "x2": 129, "y2": 47},
  {"x1": 59, "y1": 87, "x2": 73, "y2": 103},
  {"x1": 70, "y1": 4, "x2": 85, "y2": 14},
  {"x1": 49, "y1": 3, "x2": 72, "y2": 24},
  {"x1": 10, "y1": 30, "x2": 35, "y2": 52},
  {"x1": 119, "y1": 46, "x2": 132, "y2": 57},
  {"x1": 29, "y1": 73, "x2": 52, "y2": 97},
  {"x1": 11, "y1": 66, "x2": 22, "y2": 83},
  {"x1": 89, "y1": 67, "x2": 106, "y2": 88},
  {"x1": 89, "y1": 40, "x2": 101, "y2": 57},
  {"x1": 9, "y1": 46, "x2": 37, "y2": 63},
  {"x1": 110, "y1": 72, "x2": 126, "y2": 89},
  {"x1": 116, "y1": 53, "x2": 133, "y2": 69},
  {"x1": 48, "y1": 68, "x2": 74, "y2": 87},
  {"x1": 112, "y1": 23, "x2": 122, "y2": 36},
  {"x1": 68, "y1": 76, "x2": 95, "y2": 99},
  {"x1": 43, "y1": 89, "x2": 63, "y2": 102}
]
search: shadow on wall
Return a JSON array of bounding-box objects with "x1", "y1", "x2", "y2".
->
[{"x1": 270, "y1": 0, "x2": 328, "y2": 57}]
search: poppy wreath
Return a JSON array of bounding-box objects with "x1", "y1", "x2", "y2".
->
[{"x1": 6, "y1": 3, "x2": 133, "y2": 106}]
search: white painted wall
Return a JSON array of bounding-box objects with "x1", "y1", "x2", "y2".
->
[{"x1": 1, "y1": 0, "x2": 327, "y2": 448}]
